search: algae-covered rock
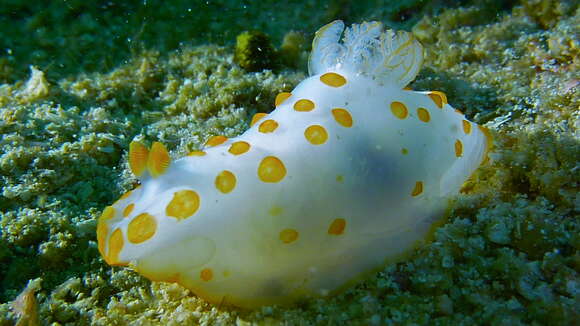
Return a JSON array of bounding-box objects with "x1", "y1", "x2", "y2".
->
[
  {"x1": 18, "y1": 66, "x2": 50, "y2": 104},
  {"x1": 234, "y1": 30, "x2": 277, "y2": 72},
  {"x1": 521, "y1": 0, "x2": 579, "y2": 29},
  {"x1": 279, "y1": 31, "x2": 308, "y2": 69}
]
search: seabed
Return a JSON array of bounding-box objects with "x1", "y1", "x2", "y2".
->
[{"x1": 0, "y1": 1, "x2": 578, "y2": 325}]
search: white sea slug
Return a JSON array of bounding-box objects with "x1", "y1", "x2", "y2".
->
[{"x1": 96, "y1": 20, "x2": 492, "y2": 308}]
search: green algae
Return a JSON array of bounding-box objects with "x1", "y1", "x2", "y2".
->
[
  {"x1": 234, "y1": 31, "x2": 277, "y2": 72},
  {"x1": 1, "y1": 0, "x2": 579, "y2": 325}
]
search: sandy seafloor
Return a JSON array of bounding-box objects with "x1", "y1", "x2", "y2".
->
[{"x1": 0, "y1": 0, "x2": 578, "y2": 325}]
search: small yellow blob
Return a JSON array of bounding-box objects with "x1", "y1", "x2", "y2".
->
[
  {"x1": 328, "y1": 218, "x2": 346, "y2": 235},
  {"x1": 304, "y1": 125, "x2": 328, "y2": 145},
  {"x1": 127, "y1": 213, "x2": 157, "y2": 244},
  {"x1": 417, "y1": 107, "x2": 430, "y2": 122},
  {"x1": 123, "y1": 203, "x2": 135, "y2": 217},
  {"x1": 119, "y1": 191, "x2": 132, "y2": 200},
  {"x1": 107, "y1": 228, "x2": 125, "y2": 266},
  {"x1": 331, "y1": 108, "x2": 353, "y2": 127},
  {"x1": 411, "y1": 181, "x2": 423, "y2": 196},
  {"x1": 455, "y1": 139, "x2": 463, "y2": 157},
  {"x1": 205, "y1": 135, "x2": 228, "y2": 147},
  {"x1": 250, "y1": 113, "x2": 268, "y2": 127},
  {"x1": 258, "y1": 156, "x2": 287, "y2": 183},
  {"x1": 275, "y1": 92, "x2": 292, "y2": 106},
  {"x1": 390, "y1": 101, "x2": 408, "y2": 119},
  {"x1": 129, "y1": 141, "x2": 149, "y2": 177},
  {"x1": 166, "y1": 190, "x2": 201, "y2": 220},
  {"x1": 478, "y1": 125, "x2": 494, "y2": 165},
  {"x1": 99, "y1": 206, "x2": 115, "y2": 221},
  {"x1": 401, "y1": 148, "x2": 409, "y2": 155},
  {"x1": 336, "y1": 175, "x2": 344, "y2": 183},
  {"x1": 96, "y1": 222, "x2": 108, "y2": 257},
  {"x1": 428, "y1": 91, "x2": 448, "y2": 109},
  {"x1": 294, "y1": 99, "x2": 315, "y2": 112},
  {"x1": 269, "y1": 205, "x2": 284, "y2": 216},
  {"x1": 259, "y1": 119, "x2": 279, "y2": 133},
  {"x1": 279, "y1": 229, "x2": 299, "y2": 244},
  {"x1": 228, "y1": 141, "x2": 250, "y2": 155},
  {"x1": 200, "y1": 268, "x2": 213, "y2": 281},
  {"x1": 462, "y1": 120, "x2": 472, "y2": 134},
  {"x1": 187, "y1": 151, "x2": 206, "y2": 156},
  {"x1": 320, "y1": 72, "x2": 347, "y2": 87},
  {"x1": 215, "y1": 170, "x2": 237, "y2": 194},
  {"x1": 163, "y1": 273, "x2": 181, "y2": 283},
  {"x1": 147, "y1": 142, "x2": 171, "y2": 178}
]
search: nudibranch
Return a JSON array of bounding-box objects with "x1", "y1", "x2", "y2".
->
[{"x1": 96, "y1": 20, "x2": 492, "y2": 308}]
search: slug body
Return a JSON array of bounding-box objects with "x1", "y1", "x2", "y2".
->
[{"x1": 97, "y1": 21, "x2": 491, "y2": 308}]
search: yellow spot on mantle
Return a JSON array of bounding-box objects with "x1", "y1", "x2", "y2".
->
[
  {"x1": 200, "y1": 268, "x2": 213, "y2": 281},
  {"x1": 269, "y1": 205, "x2": 284, "y2": 216},
  {"x1": 411, "y1": 181, "x2": 423, "y2": 196},
  {"x1": 166, "y1": 190, "x2": 201, "y2": 220},
  {"x1": 259, "y1": 119, "x2": 279, "y2": 133},
  {"x1": 250, "y1": 113, "x2": 267, "y2": 127},
  {"x1": 328, "y1": 218, "x2": 346, "y2": 235},
  {"x1": 279, "y1": 229, "x2": 299, "y2": 243},
  {"x1": 462, "y1": 120, "x2": 472, "y2": 134},
  {"x1": 332, "y1": 108, "x2": 353, "y2": 127},
  {"x1": 428, "y1": 91, "x2": 447, "y2": 108},
  {"x1": 205, "y1": 135, "x2": 228, "y2": 147},
  {"x1": 304, "y1": 125, "x2": 328, "y2": 145},
  {"x1": 417, "y1": 107, "x2": 430, "y2": 122},
  {"x1": 99, "y1": 206, "x2": 115, "y2": 221},
  {"x1": 119, "y1": 191, "x2": 132, "y2": 201},
  {"x1": 215, "y1": 170, "x2": 237, "y2": 194},
  {"x1": 123, "y1": 203, "x2": 135, "y2": 217},
  {"x1": 320, "y1": 72, "x2": 347, "y2": 87},
  {"x1": 275, "y1": 92, "x2": 292, "y2": 106},
  {"x1": 390, "y1": 101, "x2": 408, "y2": 119},
  {"x1": 455, "y1": 139, "x2": 463, "y2": 157},
  {"x1": 188, "y1": 150, "x2": 206, "y2": 156},
  {"x1": 228, "y1": 141, "x2": 250, "y2": 155},
  {"x1": 258, "y1": 156, "x2": 286, "y2": 183},
  {"x1": 294, "y1": 99, "x2": 315, "y2": 112},
  {"x1": 107, "y1": 228, "x2": 125, "y2": 266},
  {"x1": 97, "y1": 221, "x2": 108, "y2": 257},
  {"x1": 128, "y1": 213, "x2": 157, "y2": 244}
]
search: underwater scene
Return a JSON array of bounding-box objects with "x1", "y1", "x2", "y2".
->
[{"x1": 0, "y1": 0, "x2": 578, "y2": 325}]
